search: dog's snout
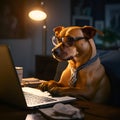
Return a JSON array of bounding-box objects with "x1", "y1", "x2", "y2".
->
[{"x1": 52, "y1": 48, "x2": 60, "y2": 56}]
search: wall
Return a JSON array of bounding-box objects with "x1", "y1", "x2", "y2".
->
[{"x1": 0, "y1": 0, "x2": 71, "y2": 77}]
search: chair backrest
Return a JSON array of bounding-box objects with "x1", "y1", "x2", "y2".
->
[
  {"x1": 99, "y1": 50, "x2": 120, "y2": 107},
  {"x1": 54, "y1": 61, "x2": 68, "y2": 81},
  {"x1": 35, "y1": 55, "x2": 58, "y2": 80}
]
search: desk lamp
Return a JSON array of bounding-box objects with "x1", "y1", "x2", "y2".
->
[{"x1": 28, "y1": 1, "x2": 47, "y2": 55}]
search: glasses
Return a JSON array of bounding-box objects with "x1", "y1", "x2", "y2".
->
[{"x1": 52, "y1": 36, "x2": 86, "y2": 46}]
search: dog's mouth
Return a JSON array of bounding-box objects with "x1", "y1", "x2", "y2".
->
[
  {"x1": 52, "y1": 53, "x2": 73, "y2": 62},
  {"x1": 52, "y1": 46, "x2": 76, "y2": 62}
]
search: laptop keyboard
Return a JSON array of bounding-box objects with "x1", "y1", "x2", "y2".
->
[{"x1": 24, "y1": 92, "x2": 56, "y2": 106}]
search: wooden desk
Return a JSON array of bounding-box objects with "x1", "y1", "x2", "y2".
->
[
  {"x1": 0, "y1": 100, "x2": 120, "y2": 120},
  {"x1": 72, "y1": 100, "x2": 120, "y2": 120}
]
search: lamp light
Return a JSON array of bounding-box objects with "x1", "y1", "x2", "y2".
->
[
  {"x1": 28, "y1": 10, "x2": 47, "y2": 21},
  {"x1": 28, "y1": 1, "x2": 47, "y2": 21},
  {"x1": 28, "y1": 1, "x2": 47, "y2": 55}
]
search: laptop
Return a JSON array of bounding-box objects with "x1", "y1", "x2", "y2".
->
[{"x1": 0, "y1": 45, "x2": 76, "y2": 109}]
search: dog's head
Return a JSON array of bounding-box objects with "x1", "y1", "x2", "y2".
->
[{"x1": 52, "y1": 26, "x2": 103, "y2": 62}]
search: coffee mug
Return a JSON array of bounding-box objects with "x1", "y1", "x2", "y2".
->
[{"x1": 15, "y1": 67, "x2": 23, "y2": 82}]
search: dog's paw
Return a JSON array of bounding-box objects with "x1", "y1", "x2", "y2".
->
[
  {"x1": 49, "y1": 87, "x2": 62, "y2": 97},
  {"x1": 47, "y1": 81, "x2": 61, "y2": 90},
  {"x1": 38, "y1": 81, "x2": 49, "y2": 91},
  {"x1": 38, "y1": 80, "x2": 60, "y2": 92}
]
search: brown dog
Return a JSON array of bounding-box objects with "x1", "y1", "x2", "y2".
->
[{"x1": 38, "y1": 26, "x2": 111, "y2": 104}]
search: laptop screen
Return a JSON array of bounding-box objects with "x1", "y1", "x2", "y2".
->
[{"x1": 0, "y1": 45, "x2": 27, "y2": 109}]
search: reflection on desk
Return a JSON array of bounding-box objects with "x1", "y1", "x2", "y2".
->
[
  {"x1": 0, "y1": 100, "x2": 120, "y2": 120},
  {"x1": 26, "y1": 113, "x2": 46, "y2": 120},
  {"x1": 0, "y1": 103, "x2": 46, "y2": 120}
]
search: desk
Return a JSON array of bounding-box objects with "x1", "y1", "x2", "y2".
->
[{"x1": 0, "y1": 100, "x2": 120, "y2": 120}]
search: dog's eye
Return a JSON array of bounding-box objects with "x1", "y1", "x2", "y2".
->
[
  {"x1": 65, "y1": 41, "x2": 74, "y2": 46},
  {"x1": 52, "y1": 36, "x2": 62, "y2": 46},
  {"x1": 62, "y1": 37, "x2": 74, "y2": 46}
]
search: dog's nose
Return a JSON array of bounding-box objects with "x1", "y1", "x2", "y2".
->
[{"x1": 52, "y1": 48, "x2": 60, "y2": 56}]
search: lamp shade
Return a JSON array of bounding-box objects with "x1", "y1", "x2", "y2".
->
[
  {"x1": 28, "y1": 1, "x2": 47, "y2": 21},
  {"x1": 28, "y1": 9, "x2": 47, "y2": 21}
]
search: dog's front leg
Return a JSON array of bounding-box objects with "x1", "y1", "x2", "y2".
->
[
  {"x1": 38, "y1": 80, "x2": 49, "y2": 91},
  {"x1": 49, "y1": 87, "x2": 77, "y2": 97},
  {"x1": 38, "y1": 80, "x2": 62, "y2": 91},
  {"x1": 49, "y1": 87, "x2": 92, "y2": 101}
]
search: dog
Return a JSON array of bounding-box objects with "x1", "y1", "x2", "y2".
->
[{"x1": 38, "y1": 26, "x2": 111, "y2": 103}]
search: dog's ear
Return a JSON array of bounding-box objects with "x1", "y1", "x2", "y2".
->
[
  {"x1": 53, "y1": 26, "x2": 64, "y2": 36},
  {"x1": 81, "y1": 26, "x2": 104, "y2": 39}
]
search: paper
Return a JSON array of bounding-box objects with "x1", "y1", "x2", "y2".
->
[{"x1": 39, "y1": 103, "x2": 84, "y2": 120}]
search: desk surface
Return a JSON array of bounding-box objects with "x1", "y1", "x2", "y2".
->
[{"x1": 0, "y1": 100, "x2": 120, "y2": 120}]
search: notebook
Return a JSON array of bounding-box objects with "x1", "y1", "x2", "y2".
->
[{"x1": 0, "y1": 45, "x2": 76, "y2": 109}]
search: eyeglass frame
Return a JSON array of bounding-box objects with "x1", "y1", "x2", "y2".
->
[{"x1": 52, "y1": 36, "x2": 86, "y2": 46}]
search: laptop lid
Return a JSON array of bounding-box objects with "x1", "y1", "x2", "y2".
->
[{"x1": 0, "y1": 45, "x2": 27, "y2": 109}]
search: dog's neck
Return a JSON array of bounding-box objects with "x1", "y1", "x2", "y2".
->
[
  {"x1": 73, "y1": 54, "x2": 98, "y2": 70},
  {"x1": 68, "y1": 39, "x2": 98, "y2": 87},
  {"x1": 69, "y1": 54, "x2": 99, "y2": 87},
  {"x1": 69, "y1": 39, "x2": 97, "y2": 69}
]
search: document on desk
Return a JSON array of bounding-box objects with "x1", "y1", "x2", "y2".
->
[
  {"x1": 22, "y1": 77, "x2": 41, "y2": 83},
  {"x1": 21, "y1": 77, "x2": 42, "y2": 87},
  {"x1": 39, "y1": 103, "x2": 84, "y2": 120}
]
